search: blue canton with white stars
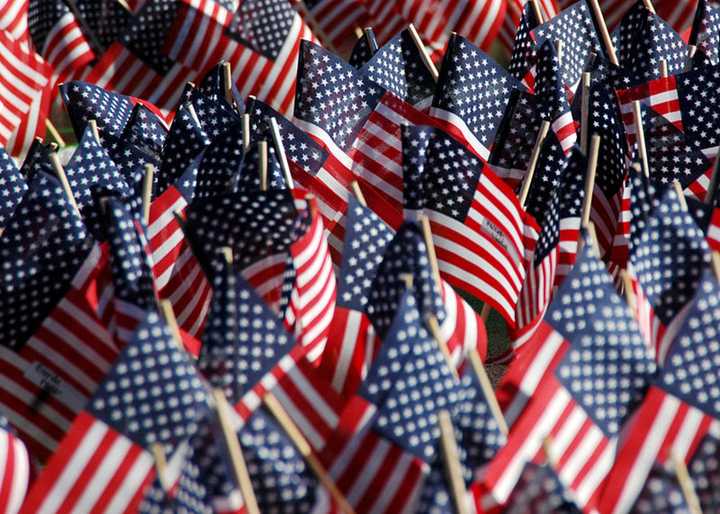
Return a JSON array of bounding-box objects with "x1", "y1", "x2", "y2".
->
[{"x1": 0, "y1": 147, "x2": 27, "y2": 227}]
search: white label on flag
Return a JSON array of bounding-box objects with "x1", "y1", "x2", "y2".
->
[{"x1": 24, "y1": 362, "x2": 86, "y2": 412}]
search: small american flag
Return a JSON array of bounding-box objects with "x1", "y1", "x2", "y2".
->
[
  {"x1": 0, "y1": 146, "x2": 27, "y2": 227},
  {"x1": 507, "y1": 3, "x2": 541, "y2": 87},
  {"x1": 122, "y1": 103, "x2": 168, "y2": 162},
  {"x1": 429, "y1": 33, "x2": 521, "y2": 162},
  {"x1": 690, "y1": 0, "x2": 720, "y2": 65},
  {"x1": 677, "y1": 65, "x2": 720, "y2": 159},
  {"x1": 500, "y1": 461, "x2": 581, "y2": 513},
  {"x1": 22, "y1": 309, "x2": 212, "y2": 513},
  {"x1": 600, "y1": 269, "x2": 720, "y2": 514},
  {"x1": 627, "y1": 187, "x2": 711, "y2": 362}
]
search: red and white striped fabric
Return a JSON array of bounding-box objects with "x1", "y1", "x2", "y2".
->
[
  {"x1": 147, "y1": 186, "x2": 212, "y2": 339},
  {"x1": 6, "y1": 77, "x2": 51, "y2": 159},
  {"x1": 615, "y1": 76, "x2": 683, "y2": 147},
  {"x1": 707, "y1": 207, "x2": 720, "y2": 251},
  {"x1": 364, "y1": 0, "x2": 407, "y2": 47},
  {"x1": 609, "y1": 175, "x2": 632, "y2": 270},
  {"x1": 320, "y1": 398, "x2": 427, "y2": 514},
  {"x1": 85, "y1": 43, "x2": 197, "y2": 114},
  {"x1": 481, "y1": 325, "x2": 613, "y2": 513},
  {"x1": 599, "y1": 387, "x2": 718, "y2": 514},
  {"x1": 0, "y1": 246, "x2": 117, "y2": 462},
  {"x1": 552, "y1": 111, "x2": 577, "y2": 155},
  {"x1": 295, "y1": 0, "x2": 369, "y2": 55},
  {"x1": 590, "y1": 181, "x2": 625, "y2": 261},
  {"x1": 20, "y1": 411, "x2": 156, "y2": 514},
  {"x1": 0, "y1": 0, "x2": 29, "y2": 44},
  {"x1": 286, "y1": 202, "x2": 337, "y2": 363},
  {"x1": 0, "y1": 419, "x2": 30, "y2": 514},
  {"x1": 37, "y1": 11, "x2": 95, "y2": 89},
  {"x1": 398, "y1": 0, "x2": 506, "y2": 54},
  {"x1": 0, "y1": 29, "x2": 50, "y2": 147}
]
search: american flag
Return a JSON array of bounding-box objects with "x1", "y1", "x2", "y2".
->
[
  {"x1": 627, "y1": 187, "x2": 710, "y2": 362},
  {"x1": 690, "y1": 0, "x2": 720, "y2": 65},
  {"x1": 0, "y1": 27, "x2": 50, "y2": 147},
  {"x1": 122, "y1": 103, "x2": 168, "y2": 163},
  {"x1": 531, "y1": 0, "x2": 603, "y2": 92},
  {"x1": 234, "y1": 139, "x2": 287, "y2": 190},
  {"x1": 295, "y1": 0, "x2": 369, "y2": 55},
  {"x1": 507, "y1": 3, "x2": 541, "y2": 87},
  {"x1": 499, "y1": 461, "x2": 580, "y2": 513},
  {"x1": 294, "y1": 40, "x2": 436, "y2": 214},
  {"x1": 513, "y1": 140, "x2": 585, "y2": 347},
  {"x1": 102, "y1": 198, "x2": 158, "y2": 346},
  {"x1": 501, "y1": 0, "x2": 558, "y2": 54},
  {"x1": 599, "y1": 269, "x2": 720, "y2": 514},
  {"x1": 21, "y1": 309, "x2": 211, "y2": 514},
  {"x1": 360, "y1": 28, "x2": 437, "y2": 109},
  {"x1": 0, "y1": 169, "x2": 114, "y2": 462},
  {"x1": 610, "y1": 3, "x2": 688, "y2": 88},
  {"x1": 401, "y1": 125, "x2": 539, "y2": 325},
  {"x1": 321, "y1": 288, "x2": 463, "y2": 514},
  {"x1": 349, "y1": 31, "x2": 375, "y2": 68},
  {"x1": 396, "y1": 0, "x2": 506, "y2": 55},
  {"x1": 533, "y1": 40, "x2": 577, "y2": 154},
  {"x1": 0, "y1": 146, "x2": 27, "y2": 227},
  {"x1": 676, "y1": 64, "x2": 720, "y2": 159},
  {"x1": 27, "y1": 0, "x2": 95, "y2": 85},
  {"x1": 428, "y1": 33, "x2": 521, "y2": 162},
  {"x1": 0, "y1": 415, "x2": 30, "y2": 514},
  {"x1": 484, "y1": 233, "x2": 656, "y2": 513}
]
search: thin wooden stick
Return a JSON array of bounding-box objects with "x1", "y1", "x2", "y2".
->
[
  {"x1": 116, "y1": 0, "x2": 131, "y2": 11},
  {"x1": 408, "y1": 24, "x2": 439, "y2": 82},
  {"x1": 186, "y1": 102, "x2": 201, "y2": 128},
  {"x1": 581, "y1": 134, "x2": 601, "y2": 226},
  {"x1": 242, "y1": 113, "x2": 251, "y2": 152},
  {"x1": 580, "y1": 73, "x2": 592, "y2": 154},
  {"x1": 420, "y1": 215, "x2": 442, "y2": 290},
  {"x1": 151, "y1": 443, "x2": 173, "y2": 493},
  {"x1": 687, "y1": 45, "x2": 697, "y2": 71},
  {"x1": 632, "y1": 101, "x2": 650, "y2": 178},
  {"x1": 258, "y1": 140, "x2": 268, "y2": 191},
  {"x1": 212, "y1": 389, "x2": 261, "y2": 514},
  {"x1": 588, "y1": 0, "x2": 619, "y2": 65},
  {"x1": 159, "y1": 299, "x2": 184, "y2": 351},
  {"x1": 363, "y1": 27, "x2": 379, "y2": 53},
  {"x1": 518, "y1": 120, "x2": 551, "y2": 207},
  {"x1": 712, "y1": 252, "x2": 720, "y2": 281},
  {"x1": 350, "y1": 181, "x2": 367, "y2": 207},
  {"x1": 354, "y1": 26, "x2": 363, "y2": 38},
  {"x1": 530, "y1": 0, "x2": 545, "y2": 23},
  {"x1": 555, "y1": 40, "x2": 564, "y2": 66},
  {"x1": 45, "y1": 119, "x2": 66, "y2": 147},
  {"x1": 705, "y1": 154, "x2": 720, "y2": 204},
  {"x1": 50, "y1": 153, "x2": 81, "y2": 215},
  {"x1": 88, "y1": 119, "x2": 100, "y2": 142},
  {"x1": 620, "y1": 269, "x2": 636, "y2": 312},
  {"x1": 659, "y1": 59, "x2": 669, "y2": 78},
  {"x1": 673, "y1": 180, "x2": 688, "y2": 211},
  {"x1": 269, "y1": 118, "x2": 295, "y2": 189},
  {"x1": 438, "y1": 410, "x2": 470, "y2": 514},
  {"x1": 468, "y1": 350, "x2": 509, "y2": 435},
  {"x1": 642, "y1": 0, "x2": 656, "y2": 14},
  {"x1": 222, "y1": 61, "x2": 234, "y2": 106},
  {"x1": 670, "y1": 451, "x2": 703, "y2": 514},
  {"x1": 263, "y1": 393, "x2": 356, "y2": 514},
  {"x1": 142, "y1": 164, "x2": 154, "y2": 225}
]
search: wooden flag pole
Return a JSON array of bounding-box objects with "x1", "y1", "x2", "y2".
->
[
  {"x1": 258, "y1": 141, "x2": 268, "y2": 191},
  {"x1": 642, "y1": 0, "x2": 656, "y2": 14},
  {"x1": 711, "y1": 252, "x2": 720, "y2": 281},
  {"x1": 438, "y1": 410, "x2": 470, "y2": 514},
  {"x1": 211, "y1": 389, "x2": 262, "y2": 514},
  {"x1": 363, "y1": 27, "x2": 379, "y2": 53},
  {"x1": 408, "y1": 24, "x2": 440, "y2": 82},
  {"x1": 671, "y1": 451, "x2": 704, "y2": 514},
  {"x1": 45, "y1": 119, "x2": 66, "y2": 148},
  {"x1": 269, "y1": 118, "x2": 295, "y2": 189},
  {"x1": 151, "y1": 443, "x2": 173, "y2": 493},
  {"x1": 687, "y1": 45, "x2": 697, "y2": 71},
  {"x1": 242, "y1": 113, "x2": 251, "y2": 152},
  {"x1": 659, "y1": 59, "x2": 669, "y2": 78},
  {"x1": 530, "y1": 0, "x2": 546, "y2": 23},
  {"x1": 588, "y1": 0, "x2": 619, "y2": 65},
  {"x1": 673, "y1": 180, "x2": 688, "y2": 211},
  {"x1": 159, "y1": 300, "x2": 184, "y2": 351},
  {"x1": 580, "y1": 72, "x2": 592, "y2": 154},
  {"x1": 581, "y1": 134, "x2": 601, "y2": 227},
  {"x1": 49, "y1": 153, "x2": 81, "y2": 216},
  {"x1": 705, "y1": 154, "x2": 720, "y2": 204},
  {"x1": 186, "y1": 103, "x2": 201, "y2": 128},
  {"x1": 222, "y1": 62, "x2": 234, "y2": 106},
  {"x1": 88, "y1": 119, "x2": 101, "y2": 142},
  {"x1": 518, "y1": 120, "x2": 551, "y2": 207},
  {"x1": 142, "y1": 164, "x2": 154, "y2": 225},
  {"x1": 350, "y1": 181, "x2": 367, "y2": 207},
  {"x1": 420, "y1": 216, "x2": 509, "y2": 436},
  {"x1": 632, "y1": 101, "x2": 650, "y2": 178}
]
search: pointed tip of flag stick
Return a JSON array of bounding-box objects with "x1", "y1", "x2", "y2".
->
[
  {"x1": 49, "y1": 153, "x2": 81, "y2": 216},
  {"x1": 142, "y1": 164, "x2": 154, "y2": 225},
  {"x1": 354, "y1": 26, "x2": 363, "y2": 39},
  {"x1": 587, "y1": 0, "x2": 619, "y2": 65},
  {"x1": 151, "y1": 443, "x2": 173, "y2": 494},
  {"x1": 211, "y1": 389, "x2": 262, "y2": 514},
  {"x1": 407, "y1": 24, "x2": 440, "y2": 82},
  {"x1": 258, "y1": 140, "x2": 268, "y2": 191},
  {"x1": 350, "y1": 181, "x2": 367, "y2": 207},
  {"x1": 269, "y1": 118, "x2": 295, "y2": 189},
  {"x1": 581, "y1": 134, "x2": 601, "y2": 226},
  {"x1": 632, "y1": 101, "x2": 650, "y2": 178},
  {"x1": 672, "y1": 180, "x2": 688, "y2": 211},
  {"x1": 48, "y1": 142, "x2": 59, "y2": 152},
  {"x1": 687, "y1": 45, "x2": 697, "y2": 71},
  {"x1": 468, "y1": 350, "x2": 510, "y2": 436},
  {"x1": 438, "y1": 410, "x2": 471, "y2": 514},
  {"x1": 518, "y1": 120, "x2": 551, "y2": 207},
  {"x1": 44, "y1": 119, "x2": 66, "y2": 148},
  {"x1": 642, "y1": 0, "x2": 656, "y2": 14}
]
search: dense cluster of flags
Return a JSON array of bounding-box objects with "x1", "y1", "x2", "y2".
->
[{"x1": 2, "y1": 0, "x2": 720, "y2": 513}]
